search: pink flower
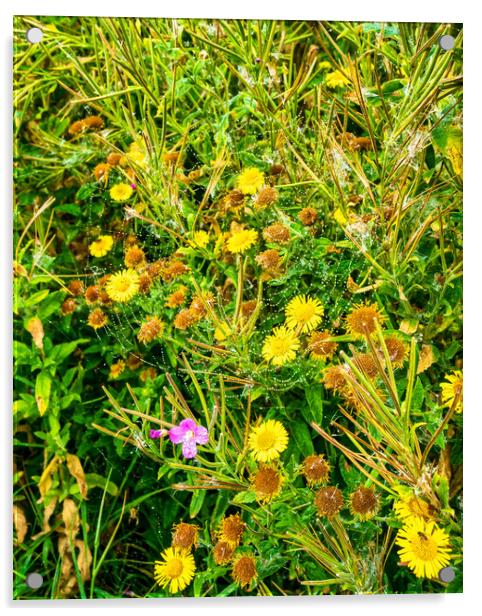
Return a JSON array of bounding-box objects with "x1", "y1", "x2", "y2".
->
[{"x1": 168, "y1": 418, "x2": 209, "y2": 459}]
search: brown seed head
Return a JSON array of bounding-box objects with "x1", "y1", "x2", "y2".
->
[
  {"x1": 93, "y1": 163, "x2": 110, "y2": 182},
  {"x1": 172, "y1": 522, "x2": 199, "y2": 551},
  {"x1": 124, "y1": 245, "x2": 146, "y2": 269},
  {"x1": 383, "y1": 336, "x2": 408, "y2": 368},
  {"x1": 232, "y1": 555, "x2": 257, "y2": 588},
  {"x1": 213, "y1": 541, "x2": 235, "y2": 565},
  {"x1": 255, "y1": 186, "x2": 278, "y2": 209},
  {"x1": 298, "y1": 207, "x2": 318, "y2": 226},
  {"x1": 85, "y1": 285, "x2": 100, "y2": 304},
  {"x1": 262, "y1": 223, "x2": 290, "y2": 244},
  {"x1": 165, "y1": 286, "x2": 188, "y2": 308},
  {"x1": 353, "y1": 352, "x2": 379, "y2": 379},
  {"x1": 323, "y1": 366, "x2": 347, "y2": 392},
  {"x1": 314, "y1": 486, "x2": 344, "y2": 518},
  {"x1": 139, "y1": 367, "x2": 156, "y2": 382},
  {"x1": 302, "y1": 454, "x2": 330, "y2": 485},
  {"x1": 68, "y1": 280, "x2": 84, "y2": 296},
  {"x1": 137, "y1": 316, "x2": 164, "y2": 344},
  {"x1": 308, "y1": 331, "x2": 338, "y2": 360},
  {"x1": 241, "y1": 300, "x2": 257, "y2": 318},
  {"x1": 126, "y1": 353, "x2": 143, "y2": 371},
  {"x1": 349, "y1": 486, "x2": 378, "y2": 520},
  {"x1": 88, "y1": 308, "x2": 108, "y2": 329},
  {"x1": 106, "y1": 152, "x2": 123, "y2": 166},
  {"x1": 345, "y1": 303, "x2": 385, "y2": 337},
  {"x1": 174, "y1": 308, "x2": 199, "y2": 330},
  {"x1": 252, "y1": 467, "x2": 283, "y2": 503},
  {"x1": 61, "y1": 298, "x2": 77, "y2": 315},
  {"x1": 218, "y1": 514, "x2": 246, "y2": 547}
]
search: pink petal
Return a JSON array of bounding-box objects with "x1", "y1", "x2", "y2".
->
[
  {"x1": 182, "y1": 439, "x2": 198, "y2": 459},
  {"x1": 194, "y1": 425, "x2": 209, "y2": 444},
  {"x1": 179, "y1": 418, "x2": 197, "y2": 432},
  {"x1": 169, "y1": 426, "x2": 185, "y2": 444}
]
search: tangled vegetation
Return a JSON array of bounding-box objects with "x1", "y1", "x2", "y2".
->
[{"x1": 13, "y1": 16, "x2": 462, "y2": 599}]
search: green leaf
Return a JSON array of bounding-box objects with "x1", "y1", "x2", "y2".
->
[
  {"x1": 189, "y1": 489, "x2": 206, "y2": 518},
  {"x1": 231, "y1": 490, "x2": 257, "y2": 504},
  {"x1": 49, "y1": 339, "x2": 89, "y2": 364},
  {"x1": 291, "y1": 422, "x2": 314, "y2": 456},
  {"x1": 35, "y1": 371, "x2": 52, "y2": 416},
  {"x1": 303, "y1": 385, "x2": 324, "y2": 424},
  {"x1": 85, "y1": 473, "x2": 119, "y2": 496}
]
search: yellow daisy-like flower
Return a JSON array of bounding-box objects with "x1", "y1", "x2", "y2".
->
[
  {"x1": 393, "y1": 494, "x2": 433, "y2": 522},
  {"x1": 227, "y1": 229, "x2": 258, "y2": 254},
  {"x1": 262, "y1": 325, "x2": 300, "y2": 366},
  {"x1": 248, "y1": 419, "x2": 289, "y2": 462},
  {"x1": 189, "y1": 230, "x2": 210, "y2": 249},
  {"x1": 109, "y1": 360, "x2": 126, "y2": 379},
  {"x1": 325, "y1": 69, "x2": 350, "y2": 89},
  {"x1": 110, "y1": 183, "x2": 133, "y2": 202},
  {"x1": 89, "y1": 235, "x2": 114, "y2": 258},
  {"x1": 396, "y1": 517, "x2": 452, "y2": 579},
  {"x1": 105, "y1": 269, "x2": 140, "y2": 303},
  {"x1": 440, "y1": 370, "x2": 463, "y2": 413},
  {"x1": 285, "y1": 295, "x2": 324, "y2": 333},
  {"x1": 214, "y1": 322, "x2": 231, "y2": 343},
  {"x1": 154, "y1": 547, "x2": 196, "y2": 593},
  {"x1": 236, "y1": 168, "x2": 265, "y2": 195}
]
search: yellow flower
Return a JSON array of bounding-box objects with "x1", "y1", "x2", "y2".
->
[
  {"x1": 326, "y1": 69, "x2": 350, "y2": 89},
  {"x1": 109, "y1": 360, "x2": 126, "y2": 379},
  {"x1": 87, "y1": 308, "x2": 108, "y2": 329},
  {"x1": 110, "y1": 183, "x2": 133, "y2": 202},
  {"x1": 214, "y1": 322, "x2": 231, "y2": 342},
  {"x1": 89, "y1": 235, "x2": 114, "y2": 257},
  {"x1": 248, "y1": 419, "x2": 289, "y2": 462},
  {"x1": 440, "y1": 370, "x2": 463, "y2": 413},
  {"x1": 334, "y1": 208, "x2": 348, "y2": 226},
  {"x1": 396, "y1": 517, "x2": 452, "y2": 579},
  {"x1": 189, "y1": 230, "x2": 210, "y2": 249},
  {"x1": 236, "y1": 168, "x2": 264, "y2": 194},
  {"x1": 227, "y1": 229, "x2": 258, "y2": 254},
  {"x1": 105, "y1": 269, "x2": 140, "y2": 303},
  {"x1": 285, "y1": 295, "x2": 324, "y2": 333},
  {"x1": 262, "y1": 325, "x2": 300, "y2": 366},
  {"x1": 394, "y1": 494, "x2": 433, "y2": 522},
  {"x1": 154, "y1": 547, "x2": 195, "y2": 593}
]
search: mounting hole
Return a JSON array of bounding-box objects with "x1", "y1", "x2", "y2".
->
[
  {"x1": 439, "y1": 34, "x2": 455, "y2": 51},
  {"x1": 26, "y1": 572, "x2": 43, "y2": 589},
  {"x1": 438, "y1": 566, "x2": 455, "y2": 583},
  {"x1": 26, "y1": 28, "x2": 43, "y2": 44}
]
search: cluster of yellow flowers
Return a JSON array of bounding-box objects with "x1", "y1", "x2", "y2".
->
[{"x1": 262, "y1": 295, "x2": 325, "y2": 366}]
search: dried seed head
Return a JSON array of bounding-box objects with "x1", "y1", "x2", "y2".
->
[
  {"x1": 87, "y1": 308, "x2": 108, "y2": 329},
  {"x1": 308, "y1": 331, "x2": 337, "y2": 360},
  {"x1": 262, "y1": 223, "x2": 290, "y2": 244},
  {"x1": 353, "y1": 352, "x2": 379, "y2": 379},
  {"x1": 345, "y1": 302, "x2": 385, "y2": 337},
  {"x1": 302, "y1": 454, "x2": 330, "y2": 485},
  {"x1": 165, "y1": 286, "x2": 188, "y2": 308},
  {"x1": 218, "y1": 514, "x2": 246, "y2": 547},
  {"x1": 323, "y1": 366, "x2": 347, "y2": 392},
  {"x1": 252, "y1": 466, "x2": 284, "y2": 503},
  {"x1": 126, "y1": 353, "x2": 143, "y2": 371},
  {"x1": 61, "y1": 298, "x2": 77, "y2": 315},
  {"x1": 213, "y1": 541, "x2": 235, "y2": 565},
  {"x1": 138, "y1": 273, "x2": 152, "y2": 294},
  {"x1": 68, "y1": 280, "x2": 84, "y2": 296},
  {"x1": 232, "y1": 554, "x2": 257, "y2": 588},
  {"x1": 137, "y1": 316, "x2": 164, "y2": 344},
  {"x1": 85, "y1": 285, "x2": 100, "y2": 304},
  {"x1": 314, "y1": 486, "x2": 344, "y2": 518},
  {"x1": 254, "y1": 186, "x2": 278, "y2": 209},
  {"x1": 124, "y1": 245, "x2": 146, "y2": 269},
  {"x1": 93, "y1": 163, "x2": 110, "y2": 182},
  {"x1": 349, "y1": 486, "x2": 379, "y2": 520},
  {"x1": 383, "y1": 336, "x2": 408, "y2": 368},
  {"x1": 172, "y1": 522, "x2": 199, "y2": 550},
  {"x1": 106, "y1": 152, "x2": 123, "y2": 166},
  {"x1": 298, "y1": 207, "x2": 318, "y2": 226},
  {"x1": 255, "y1": 248, "x2": 281, "y2": 271},
  {"x1": 241, "y1": 300, "x2": 257, "y2": 318},
  {"x1": 174, "y1": 308, "x2": 199, "y2": 330}
]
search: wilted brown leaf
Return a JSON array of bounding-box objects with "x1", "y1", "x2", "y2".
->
[
  {"x1": 399, "y1": 319, "x2": 418, "y2": 335},
  {"x1": 62, "y1": 498, "x2": 80, "y2": 540},
  {"x1": 13, "y1": 505, "x2": 28, "y2": 544},
  {"x1": 66, "y1": 453, "x2": 88, "y2": 499},
  {"x1": 417, "y1": 344, "x2": 436, "y2": 374},
  {"x1": 26, "y1": 316, "x2": 44, "y2": 351}
]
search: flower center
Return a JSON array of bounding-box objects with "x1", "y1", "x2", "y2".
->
[
  {"x1": 117, "y1": 280, "x2": 131, "y2": 292},
  {"x1": 295, "y1": 305, "x2": 315, "y2": 322},
  {"x1": 412, "y1": 535, "x2": 438, "y2": 561},
  {"x1": 165, "y1": 558, "x2": 184, "y2": 578},
  {"x1": 184, "y1": 430, "x2": 195, "y2": 440},
  {"x1": 408, "y1": 497, "x2": 429, "y2": 518},
  {"x1": 257, "y1": 429, "x2": 276, "y2": 450}
]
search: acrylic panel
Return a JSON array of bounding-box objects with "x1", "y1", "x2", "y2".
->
[{"x1": 13, "y1": 16, "x2": 463, "y2": 599}]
